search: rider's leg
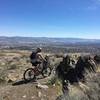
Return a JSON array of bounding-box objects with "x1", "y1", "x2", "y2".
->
[{"x1": 43, "y1": 60, "x2": 48, "y2": 70}]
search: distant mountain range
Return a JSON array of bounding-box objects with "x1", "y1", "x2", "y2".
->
[
  {"x1": 0, "y1": 36, "x2": 100, "y2": 45},
  {"x1": 0, "y1": 36, "x2": 100, "y2": 53}
]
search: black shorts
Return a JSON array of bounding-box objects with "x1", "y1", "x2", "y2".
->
[{"x1": 31, "y1": 61, "x2": 41, "y2": 66}]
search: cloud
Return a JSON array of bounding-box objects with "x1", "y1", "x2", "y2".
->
[{"x1": 87, "y1": 0, "x2": 100, "y2": 10}]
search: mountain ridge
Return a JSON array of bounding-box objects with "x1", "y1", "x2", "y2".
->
[{"x1": 0, "y1": 36, "x2": 100, "y2": 44}]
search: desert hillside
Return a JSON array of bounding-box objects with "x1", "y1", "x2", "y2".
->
[{"x1": 0, "y1": 50, "x2": 100, "y2": 100}]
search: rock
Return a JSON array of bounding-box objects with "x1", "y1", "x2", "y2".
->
[
  {"x1": 6, "y1": 73, "x2": 19, "y2": 82},
  {"x1": 3, "y1": 95, "x2": 10, "y2": 100},
  {"x1": 41, "y1": 98, "x2": 44, "y2": 100},
  {"x1": 22, "y1": 95, "x2": 26, "y2": 98},
  {"x1": 31, "y1": 96, "x2": 35, "y2": 99},
  {"x1": 53, "y1": 84, "x2": 56, "y2": 87},
  {"x1": 8, "y1": 79, "x2": 13, "y2": 83},
  {"x1": 36, "y1": 83, "x2": 49, "y2": 90},
  {"x1": 1, "y1": 62, "x2": 5, "y2": 66},
  {"x1": 38, "y1": 91, "x2": 42, "y2": 97}
]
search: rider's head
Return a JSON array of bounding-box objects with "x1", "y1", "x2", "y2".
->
[{"x1": 36, "y1": 47, "x2": 42, "y2": 53}]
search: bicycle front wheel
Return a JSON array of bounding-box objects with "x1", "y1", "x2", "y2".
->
[{"x1": 42, "y1": 67, "x2": 52, "y2": 77}]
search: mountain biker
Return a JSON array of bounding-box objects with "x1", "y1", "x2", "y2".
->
[{"x1": 30, "y1": 48, "x2": 46, "y2": 68}]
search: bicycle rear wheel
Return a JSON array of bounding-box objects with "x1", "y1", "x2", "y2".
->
[{"x1": 23, "y1": 68, "x2": 36, "y2": 81}]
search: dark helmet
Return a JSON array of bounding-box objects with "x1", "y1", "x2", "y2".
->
[{"x1": 36, "y1": 47, "x2": 42, "y2": 52}]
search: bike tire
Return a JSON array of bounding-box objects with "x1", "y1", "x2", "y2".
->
[
  {"x1": 23, "y1": 68, "x2": 36, "y2": 81},
  {"x1": 42, "y1": 67, "x2": 52, "y2": 77}
]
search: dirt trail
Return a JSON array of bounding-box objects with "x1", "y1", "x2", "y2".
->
[
  {"x1": 0, "y1": 69, "x2": 59, "y2": 100},
  {"x1": 0, "y1": 80, "x2": 58, "y2": 100},
  {"x1": 0, "y1": 71, "x2": 100, "y2": 100}
]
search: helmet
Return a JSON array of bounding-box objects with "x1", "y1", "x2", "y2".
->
[{"x1": 36, "y1": 47, "x2": 42, "y2": 52}]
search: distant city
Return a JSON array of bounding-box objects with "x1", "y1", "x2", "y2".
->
[{"x1": 0, "y1": 36, "x2": 100, "y2": 54}]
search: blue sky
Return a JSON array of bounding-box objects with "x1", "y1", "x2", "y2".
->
[{"x1": 0, "y1": 0, "x2": 100, "y2": 39}]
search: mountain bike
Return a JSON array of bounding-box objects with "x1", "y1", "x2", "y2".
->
[{"x1": 23, "y1": 62, "x2": 52, "y2": 81}]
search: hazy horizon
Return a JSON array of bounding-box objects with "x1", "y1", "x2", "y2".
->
[{"x1": 0, "y1": 35, "x2": 100, "y2": 40}]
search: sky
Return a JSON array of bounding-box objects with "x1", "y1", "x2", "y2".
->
[{"x1": 0, "y1": 0, "x2": 100, "y2": 39}]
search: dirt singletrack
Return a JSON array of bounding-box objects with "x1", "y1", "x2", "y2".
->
[{"x1": 0, "y1": 77, "x2": 58, "y2": 100}]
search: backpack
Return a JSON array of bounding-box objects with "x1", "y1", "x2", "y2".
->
[{"x1": 30, "y1": 52, "x2": 36, "y2": 60}]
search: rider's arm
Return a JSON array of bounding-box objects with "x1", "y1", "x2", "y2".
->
[{"x1": 37, "y1": 53, "x2": 46, "y2": 61}]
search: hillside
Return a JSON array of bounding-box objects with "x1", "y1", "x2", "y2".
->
[{"x1": 0, "y1": 50, "x2": 100, "y2": 100}]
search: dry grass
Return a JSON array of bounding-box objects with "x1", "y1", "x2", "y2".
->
[{"x1": 0, "y1": 50, "x2": 100, "y2": 100}]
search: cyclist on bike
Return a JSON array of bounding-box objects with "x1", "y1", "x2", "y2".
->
[
  {"x1": 30, "y1": 47, "x2": 46, "y2": 68},
  {"x1": 23, "y1": 48, "x2": 51, "y2": 82}
]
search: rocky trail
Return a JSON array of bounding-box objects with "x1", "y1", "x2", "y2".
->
[
  {"x1": 0, "y1": 76, "x2": 59, "y2": 100},
  {"x1": 0, "y1": 71, "x2": 100, "y2": 100}
]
